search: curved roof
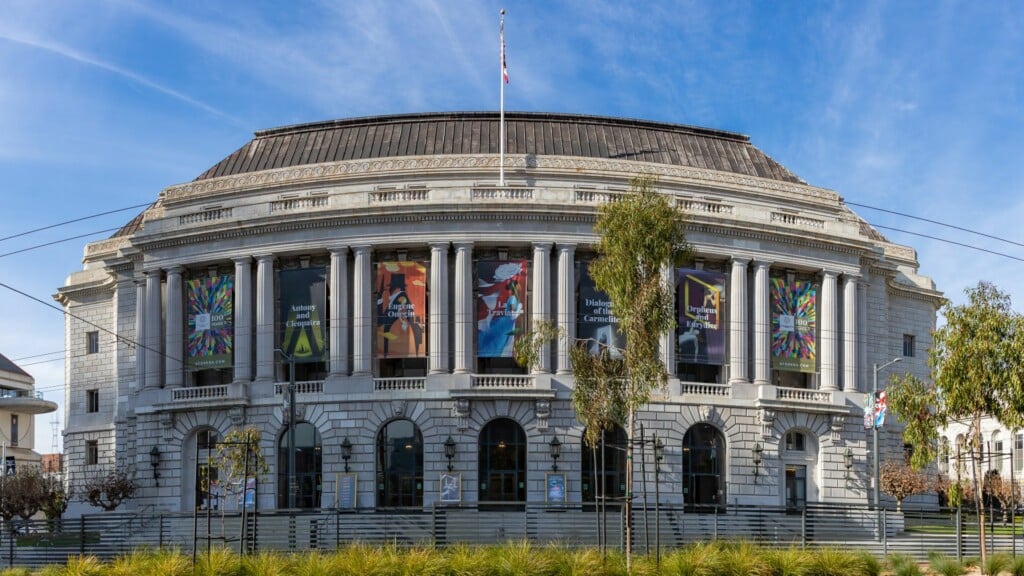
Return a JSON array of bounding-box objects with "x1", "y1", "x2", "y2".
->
[{"x1": 194, "y1": 111, "x2": 806, "y2": 184}]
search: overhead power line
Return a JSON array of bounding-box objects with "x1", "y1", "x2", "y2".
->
[
  {"x1": 0, "y1": 203, "x2": 150, "y2": 243},
  {"x1": 847, "y1": 201, "x2": 1024, "y2": 250},
  {"x1": 0, "y1": 227, "x2": 122, "y2": 259}
]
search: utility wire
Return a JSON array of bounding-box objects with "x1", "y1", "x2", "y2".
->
[
  {"x1": 0, "y1": 203, "x2": 151, "y2": 243},
  {"x1": 11, "y1": 350, "x2": 64, "y2": 362},
  {"x1": 0, "y1": 228, "x2": 122, "y2": 259},
  {"x1": 873, "y1": 225, "x2": 1024, "y2": 264},
  {"x1": 847, "y1": 201, "x2": 1024, "y2": 250}
]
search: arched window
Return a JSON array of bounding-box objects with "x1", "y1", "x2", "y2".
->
[
  {"x1": 938, "y1": 437, "x2": 950, "y2": 474},
  {"x1": 376, "y1": 419, "x2": 423, "y2": 507},
  {"x1": 278, "y1": 422, "x2": 322, "y2": 509},
  {"x1": 478, "y1": 418, "x2": 526, "y2": 507},
  {"x1": 183, "y1": 428, "x2": 219, "y2": 511},
  {"x1": 581, "y1": 426, "x2": 627, "y2": 504},
  {"x1": 682, "y1": 423, "x2": 725, "y2": 509}
]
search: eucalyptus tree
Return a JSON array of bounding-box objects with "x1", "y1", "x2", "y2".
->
[
  {"x1": 888, "y1": 281, "x2": 1024, "y2": 565},
  {"x1": 516, "y1": 175, "x2": 691, "y2": 570}
]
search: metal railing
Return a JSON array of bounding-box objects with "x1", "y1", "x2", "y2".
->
[{"x1": 1, "y1": 504, "x2": 1017, "y2": 568}]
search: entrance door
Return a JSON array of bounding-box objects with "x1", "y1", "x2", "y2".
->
[{"x1": 785, "y1": 465, "x2": 807, "y2": 510}]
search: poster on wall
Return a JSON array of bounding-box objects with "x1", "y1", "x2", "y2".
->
[
  {"x1": 279, "y1": 268, "x2": 328, "y2": 363},
  {"x1": 546, "y1": 472, "x2": 566, "y2": 505},
  {"x1": 577, "y1": 261, "x2": 625, "y2": 358},
  {"x1": 336, "y1": 473, "x2": 357, "y2": 510},
  {"x1": 770, "y1": 278, "x2": 817, "y2": 373},
  {"x1": 439, "y1": 472, "x2": 461, "y2": 504},
  {"x1": 676, "y1": 269, "x2": 726, "y2": 365},
  {"x1": 375, "y1": 261, "x2": 428, "y2": 358},
  {"x1": 187, "y1": 275, "x2": 234, "y2": 369},
  {"x1": 476, "y1": 260, "x2": 528, "y2": 358}
]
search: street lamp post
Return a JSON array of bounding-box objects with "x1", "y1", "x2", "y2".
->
[{"x1": 872, "y1": 357, "x2": 902, "y2": 508}]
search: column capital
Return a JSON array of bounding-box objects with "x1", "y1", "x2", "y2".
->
[
  {"x1": 328, "y1": 245, "x2": 349, "y2": 256},
  {"x1": 351, "y1": 245, "x2": 373, "y2": 256},
  {"x1": 165, "y1": 265, "x2": 184, "y2": 276},
  {"x1": 453, "y1": 241, "x2": 474, "y2": 251},
  {"x1": 532, "y1": 241, "x2": 553, "y2": 251},
  {"x1": 232, "y1": 255, "x2": 252, "y2": 265},
  {"x1": 820, "y1": 269, "x2": 839, "y2": 279},
  {"x1": 556, "y1": 243, "x2": 576, "y2": 254},
  {"x1": 254, "y1": 253, "x2": 275, "y2": 264},
  {"x1": 752, "y1": 260, "x2": 773, "y2": 270},
  {"x1": 730, "y1": 256, "x2": 751, "y2": 266},
  {"x1": 842, "y1": 273, "x2": 862, "y2": 283}
]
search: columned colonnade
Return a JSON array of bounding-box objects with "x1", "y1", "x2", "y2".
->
[{"x1": 136, "y1": 246, "x2": 863, "y2": 393}]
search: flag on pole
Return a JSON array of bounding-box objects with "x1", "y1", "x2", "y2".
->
[{"x1": 501, "y1": 16, "x2": 509, "y2": 84}]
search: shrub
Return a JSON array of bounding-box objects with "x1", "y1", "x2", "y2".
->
[
  {"x1": 762, "y1": 546, "x2": 812, "y2": 576},
  {"x1": 807, "y1": 547, "x2": 863, "y2": 576},
  {"x1": 1010, "y1": 555, "x2": 1024, "y2": 576},
  {"x1": 928, "y1": 552, "x2": 966, "y2": 576},
  {"x1": 856, "y1": 551, "x2": 883, "y2": 576},
  {"x1": 660, "y1": 542, "x2": 719, "y2": 576},
  {"x1": 716, "y1": 541, "x2": 767, "y2": 576},
  {"x1": 983, "y1": 552, "x2": 1011, "y2": 576}
]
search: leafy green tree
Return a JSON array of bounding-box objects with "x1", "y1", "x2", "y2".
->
[
  {"x1": 516, "y1": 175, "x2": 690, "y2": 570},
  {"x1": 41, "y1": 475, "x2": 71, "y2": 531},
  {"x1": 888, "y1": 281, "x2": 1024, "y2": 565},
  {"x1": 213, "y1": 427, "x2": 268, "y2": 508}
]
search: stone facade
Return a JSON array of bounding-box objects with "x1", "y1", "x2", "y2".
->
[{"x1": 54, "y1": 112, "x2": 942, "y2": 515}]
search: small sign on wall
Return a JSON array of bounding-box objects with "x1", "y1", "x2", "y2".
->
[
  {"x1": 440, "y1": 472, "x2": 461, "y2": 504},
  {"x1": 336, "y1": 473, "x2": 357, "y2": 510},
  {"x1": 546, "y1": 472, "x2": 566, "y2": 505}
]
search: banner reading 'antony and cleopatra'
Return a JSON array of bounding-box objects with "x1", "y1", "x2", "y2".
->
[
  {"x1": 676, "y1": 269, "x2": 726, "y2": 365},
  {"x1": 279, "y1": 268, "x2": 327, "y2": 363},
  {"x1": 375, "y1": 261, "x2": 428, "y2": 358},
  {"x1": 577, "y1": 261, "x2": 625, "y2": 358},
  {"x1": 770, "y1": 278, "x2": 817, "y2": 373},
  {"x1": 187, "y1": 275, "x2": 234, "y2": 369},
  {"x1": 477, "y1": 260, "x2": 528, "y2": 358}
]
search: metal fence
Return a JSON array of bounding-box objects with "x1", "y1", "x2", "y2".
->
[{"x1": 1, "y1": 503, "x2": 1020, "y2": 568}]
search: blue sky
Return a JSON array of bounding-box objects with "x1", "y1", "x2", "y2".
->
[{"x1": 1, "y1": 1, "x2": 1022, "y2": 452}]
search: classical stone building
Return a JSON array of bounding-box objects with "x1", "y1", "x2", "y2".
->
[
  {"x1": 0, "y1": 353, "x2": 57, "y2": 473},
  {"x1": 55, "y1": 112, "x2": 941, "y2": 514}
]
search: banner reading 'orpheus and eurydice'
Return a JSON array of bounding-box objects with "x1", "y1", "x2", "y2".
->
[{"x1": 676, "y1": 269, "x2": 726, "y2": 365}]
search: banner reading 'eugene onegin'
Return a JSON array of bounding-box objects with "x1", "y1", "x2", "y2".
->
[{"x1": 375, "y1": 261, "x2": 427, "y2": 358}]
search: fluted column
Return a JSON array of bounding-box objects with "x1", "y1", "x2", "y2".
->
[
  {"x1": 164, "y1": 266, "x2": 184, "y2": 388},
  {"x1": 233, "y1": 257, "x2": 253, "y2": 383},
  {"x1": 532, "y1": 243, "x2": 552, "y2": 374},
  {"x1": 329, "y1": 247, "x2": 349, "y2": 377},
  {"x1": 454, "y1": 242, "x2": 474, "y2": 374},
  {"x1": 661, "y1": 264, "x2": 674, "y2": 371},
  {"x1": 556, "y1": 244, "x2": 575, "y2": 374},
  {"x1": 753, "y1": 261, "x2": 772, "y2": 386},
  {"x1": 430, "y1": 242, "x2": 450, "y2": 374},
  {"x1": 728, "y1": 258, "x2": 749, "y2": 384},
  {"x1": 352, "y1": 246, "x2": 373, "y2": 376},
  {"x1": 843, "y1": 274, "x2": 860, "y2": 392},
  {"x1": 820, "y1": 270, "x2": 839, "y2": 392},
  {"x1": 254, "y1": 254, "x2": 275, "y2": 382},
  {"x1": 144, "y1": 270, "x2": 162, "y2": 390},
  {"x1": 858, "y1": 279, "x2": 869, "y2": 392},
  {"x1": 134, "y1": 278, "x2": 146, "y2": 390}
]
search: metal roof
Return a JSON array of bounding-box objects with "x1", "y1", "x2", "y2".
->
[
  {"x1": 194, "y1": 111, "x2": 806, "y2": 184},
  {"x1": 0, "y1": 353, "x2": 29, "y2": 378}
]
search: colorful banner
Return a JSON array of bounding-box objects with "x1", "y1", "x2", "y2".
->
[
  {"x1": 375, "y1": 261, "x2": 428, "y2": 358},
  {"x1": 577, "y1": 261, "x2": 625, "y2": 358},
  {"x1": 863, "y1": 393, "x2": 874, "y2": 429},
  {"x1": 187, "y1": 275, "x2": 234, "y2": 369},
  {"x1": 874, "y1": 390, "x2": 888, "y2": 428},
  {"x1": 279, "y1": 268, "x2": 328, "y2": 363},
  {"x1": 676, "y1": 269, "x2": 726, "y2": 365},
  {"x1": 476, "y1": 260, "x2": 528, "y2": 358},
  {"x1": 770, "y1": 278, "x2": 817, "y2": 373}
]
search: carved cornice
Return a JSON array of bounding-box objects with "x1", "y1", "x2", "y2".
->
[
  {"x1": 886, "y1": 279, "x2": 945, "y2": 306},
  {"x1": 161, "y1": 154, "x2": 840, "y2": 207}
]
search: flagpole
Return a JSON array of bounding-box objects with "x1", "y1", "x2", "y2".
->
[{"x1": 499, "y1": 9, "x2": 506, "y2": 186}]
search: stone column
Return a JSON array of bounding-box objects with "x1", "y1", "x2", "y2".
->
[
  {"x1": 556, "y1": 244, "x2": 575, "y2": 375},
  {"x1": 352, "y1": 246, "x2": 373, "y2": 376},
  {"x1": 753, "y1": 261, "x2": 772, "y2": 386},
  {"x1": 233, "y1": 257, "x2": 253, "y2": 383},
  {"x1": 329, "y1": 247, "x2": 349, "y2": 377},
  {"x1": 134, "y1": 277, "x2": 146, "y2": 391},
  {"x1": 144, "y1": 269, "x2": 162, "y2": 390},
  {"x1": 843, "y1": 274, "x2": 860, "y2": 393},
  {"x1": 532, "y1": 242, "x2": 552, "y2": 373},
  {"x1": 661, "y1": 264, "x2": 674, "y2": 371},
  {"x1": 729, "y1": 258, "x2": 749, "y2": 385},
  {"x1": 454, "y1": 242, "x2": 474, "y2": 374},
  {"x1": 820, "y1": 270, "x2": 839, "y2": 392},
  {"x1": 254, "y1": 254, "x2": 275, "y2": 382},
  {"x1": 164, "y1": 266, "x2": 184, "y2": 388},
  {"x1": 858, "y1": 279, "x2": 869, "y2": 392},
  {"x1": 430, "y1": 242, "x2": 450, "y2": 374}
]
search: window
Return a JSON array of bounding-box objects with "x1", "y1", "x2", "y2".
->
[
  {"x1": 939, "y1": 437, "x2": 950, "y2": 474},
  {"x1": 278, "y1": 422, "x2": 322, "y2": 509},
  {"x1": 1016, "y1": 433, "x2": 1024, "y2": 473},
  {"x1": 196, "y1": 429, "x2": 219, "y2": 510},
  {"x1": 478, "y1": 418, "x2": 527, "y2": 507},
  {"x1": 682, "y1": 423, "x2": 726, "y2": 509},
  {"x1": 86, "y1": 440, "x2": 98, "y2": 465},
  {"x1": 86, "y1": 331, "x2": 99, "y2": 354},
  {"x1": 785, "y1": 431, "x2": 806, "y2": 452},
  {"x1": 902, "y1": 334, "x2": 915, "y2": 358},
  {"x1": 581, "y1": 425, "x2": 627, "y2": 504},
  {"x1": 86, "y1": 390, "x2": 99, "y2": 413},
  {"x1": 9, "y1": 415, "x2": 17, "y2": 448},
  {"x1": 376, "y1": 419, "x2": 423, "y2": 507}
]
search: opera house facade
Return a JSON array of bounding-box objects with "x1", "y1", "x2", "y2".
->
[{"x1": 56, "y1": 112, "x2": 941, "y2": 514}]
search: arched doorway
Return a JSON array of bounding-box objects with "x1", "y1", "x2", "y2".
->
[
  {"x1": 277, "y1": 422, "x2": 322, "y2": 509},
  {"x1": 478, "y1": 418, "x2": 526, "y2": 508},
  {"x1": 183, "y1": 427, "x2": 219, "y2": 511},
  {"x1": 682, "y1": 423, "x2": 725, "y2": 509},
  {"x1": 581, "y1": 425, "x2": 627, "y2": 505},
  {"x1": 376, "y1": 419, "x2": 424, "y2": 507}
]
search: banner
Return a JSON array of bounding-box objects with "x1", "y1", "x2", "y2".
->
[
  {"x1": 770, "y1": 278, "x2": 817, "y2": 373},
  {"x1": 279, "y1": 268, "x2": 328, "y2": 363},
  {"x1": 477, "y1": 260, "x2": 528, "y2": 358},
  {"x1": 863, "y1": 393, "x2": 874, "y2": 429},
  {"x1": 676, "y1": 269, "x2": 726, "y2": 365},
  {"x1": 577, "y1": 261, "x2": 625, "y2": 358},
  {"x1": 187, "y1": 275, "x2": 234, "y2": 369},
  {"x1": 375, "y1": 261, "x2": 428, "y2": 358},
  {"x1": 874, "y1": 390, "x2": 887, "y2": 428}
]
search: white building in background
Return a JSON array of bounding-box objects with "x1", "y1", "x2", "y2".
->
[
  {"x1": 0, "y1": 353, "x2": 58, "y2": 473},
  {"x1": 55, "y1": 112, "x2": 941, "y2": 514},
  {"x1": 939, "y1": 418, "x2": 1023, "y2": 493}
]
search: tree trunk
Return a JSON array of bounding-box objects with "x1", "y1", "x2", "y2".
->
[{"x1": 625, "y1": 408, "x2": 635, "y2": 573}]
